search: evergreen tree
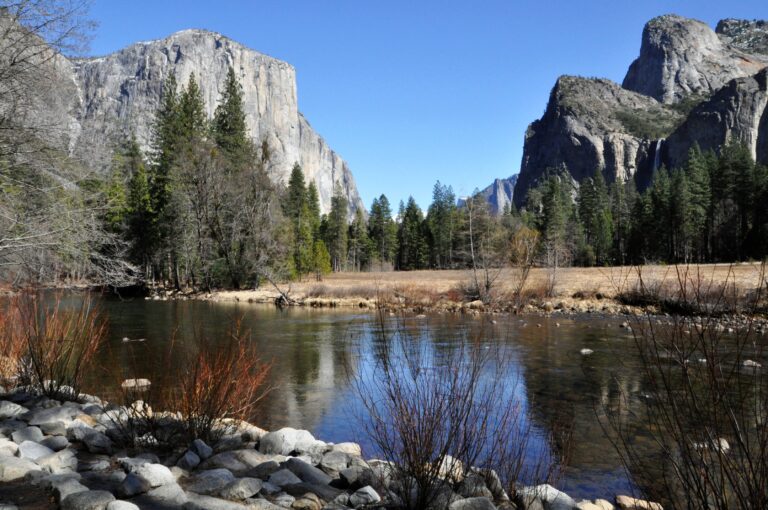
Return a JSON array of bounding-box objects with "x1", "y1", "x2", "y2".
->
[
  {"x1": 348, "y1": 209, "x2": 370, "y2": 271},
  {"x1": 212, "y1": 67, "x2": 249, "y2": 160},
  {"x1": 306, "y1": 181, "x2": 322, "y2": 238},
  {"x1": 325, "y1": 185, "x2": 349, "y2": 271},
  {"x1": 311, "y1": 239, "x2": 332, "y2": 280},
  {"x1": 397, "y1": 197, "x2": 428, "y2": 270},
  {"x1": 285, "y1": 163, "x2": 307, "y2": 221},
  {"x1": 577, "y1": 169, "x2": 613, "y2": 265},
  {"x1": 368, "y1": 194, "x2": 397, "y2": 268},
  {"x1": 426, "y1": 181, "x2": 457, "y2": 269},
  {"x1": 684, "y1": 145, "x2": 711, "y2": 261}
]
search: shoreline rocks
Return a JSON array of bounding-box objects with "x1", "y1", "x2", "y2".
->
[{"x1": 0, "y1": 389, "x2": 662, "y2": 510}]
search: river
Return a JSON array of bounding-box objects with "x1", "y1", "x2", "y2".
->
[{"x1": 70, "y1": 295, "x2": 662, "y2": 501}]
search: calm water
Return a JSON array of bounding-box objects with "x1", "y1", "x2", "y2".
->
[{"x1": 72, "y1": 295, "x2": 654, "y2": 500}]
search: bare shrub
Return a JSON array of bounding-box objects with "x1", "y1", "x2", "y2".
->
[
  {"x1": 353, "y1": 313, "x2": 565, "y2": 509},
  {"x1": 0, "y1": 299, "x2": 24, "y2": 385},
  {"x1": 601, "y1": 263, "x2": 768, "y2": 509},
  {"x1": 7, "y1": 292, "x2": 106, "y2": 399},
  {"x1": 107, "y1": 320, "x2": 272, "y2": 448}
]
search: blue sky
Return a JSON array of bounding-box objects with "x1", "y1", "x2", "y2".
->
[{"x1": 89, "y1": 0, "x2": 766, "y2": 210}]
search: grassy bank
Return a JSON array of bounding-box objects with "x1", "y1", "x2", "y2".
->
[{"x1": 190, "y1": 263, "x2": 766, "y2": 317}]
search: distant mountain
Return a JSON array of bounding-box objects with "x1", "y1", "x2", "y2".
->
[
  {"x1": 513, "y1": 14, "x2": 768, "y2": 208},
  {"x1": 458, "y1": 175, "x2": 517, "y2": 215}
]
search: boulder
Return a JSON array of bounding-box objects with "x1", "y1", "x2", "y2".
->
[
  {"x1": 40, "y1": 421, "x2": 67, "y2": 436},
  {"x1": 268, "y1": 468, "x2": 302, "y2": 487},
  {"x1": 615, "y1": 495, "x2": 663, "y2": 510},
  {"x1": 449, "y1": 497, "x2": 497, "y2": 510},
  {"x1": 118, "y1": 473, "x2": 152, "y2": 497},
  {"x1": 0, "y1": 454, "x2": 40, "y2": 481},
  {"x1": 280, "y1": 482, "x2": 342, "y2": 501},
  {"x1": 272, "y1": 492, "x2": 295, "y2": 507},
  {"x1": 248, "y1": 460, "x2": 281, "y2": 479},
  {"x1": 191, "y1": 439, "x2": 214, "y2": 460},
  {"x1": 458, "y1": 472, "x2": 494, "y2": 499},
  {"x1": 17, "y1": 440, "x2": 54, "y2": 461},
  {"x1": 186, "y1": 468, "x2": 237, "y2": 495},
  {"x1": 331, "y1": 442, "x2": 362, "y2": 456},
  {"x1": 11, "y1": 425, "x2": 44, "y2": 443},
  {"x1": 183, "y1": 493, "x2": 249, "y2": 510},
  {"x1": 320, "y1": 451, "x2": 349, "y2": 475},
  {"x1": 106, "y1": 502, "x2": 140, "y2": 510},
  {"x1": 0, "y1": 401, "x2": 28, "y2": 419},
  {"x1": 40, "y1": 435, "x2": 69, "y2": 451},
  {"x1": 131, "y1": 463, "x2": 176, "y2": 488},
  {"x1": 25, "y1": 405, "x2": 79, "y2": 426},
  {"x1": 293, "y1": 493, "x2": 322, "y2": 510},
  {"x1": 285, "y1": 457, "x2": 333, "y2": 485},
  {"x1": 259, "y1": 428, "x2": 321, "y2": 456},
  {"x1": 577, "y1": 501, "x2": 605, "y2": 510},
  {"x1": 245, "y1": 499, "x2": 283, "y2": 510},
  {"x1": 349, "y1": 485, "x2": 381, "y2": 507},
  {"x1": 37, "y1": 448, "x2": 78, "y2": 474},
  {"x1": 82, "y1": 431, "x2": 113, "y2": 454},
  {"x1": 218, "y1": 477, "x2": 262, "y2": 500},
  {"x1": 50, "y1": 478, "x2": 89, "y2": 503},
  {"x1": 0, "y1": 438, "x2": 18, "y2": 456},
  {"x1": 60, "y1": 490, "x2": 116, "y2": 510},
  {"x1": 178, "y1": 450, "x2": 202, "y2": 471},
  {"x1": 138, "y1": 482, "x2": 188, "y2": 506},
  {"x1": 339, "y1": 465, "x2": 373, "y2": 490},
  {"x1": 517, "y1": 484, "x2": 576, "y2": 510}
]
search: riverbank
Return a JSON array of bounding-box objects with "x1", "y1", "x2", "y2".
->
[
  {"x1": 176, "y1": 264, "x2": 766, "y2": 320},
  {"x1": 0, "y1": 387, "x2": 662, "y2": 510}
]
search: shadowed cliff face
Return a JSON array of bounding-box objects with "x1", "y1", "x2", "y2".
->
[
  {"x1": 512, "y1": 15, "x2": 768, "y2": 209},
  {"x1": 35, "y1": 29, "x2": 363, "y2": 215}
]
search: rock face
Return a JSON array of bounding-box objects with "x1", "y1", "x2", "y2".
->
[
  {"x1": 623, "y1": 15, "x2": 768, "y2": 104},
  {"x1": 512, "y1": 15, "x2": 768, "y2": 208},
  {"x1": 39, "y1": 29, "x2": 363, "y2": 215},
  {"x1": 514, "y1": 76, "x2": 681, "y2": 206},
  {"x1": 666, "y1": 68, "x2": 768, "y2": 168},
  {"x1": 465, "y1": 175, "x2": 517, "y2": 215}
]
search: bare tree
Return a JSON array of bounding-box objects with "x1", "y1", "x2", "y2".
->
[
  {"x1": 601, "y1": 264, "x2": 768, "y2": 509},
  {"x1": 352, "y1": 313, "x2": 566, "y2": 509}
]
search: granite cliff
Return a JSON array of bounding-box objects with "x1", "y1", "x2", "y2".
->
[
  {"x1": 512, "y1": 15, "x2": 768, "y2": 208},
  {"x1": 28, "y1": 29, "x2": 363, "y2": 215}
]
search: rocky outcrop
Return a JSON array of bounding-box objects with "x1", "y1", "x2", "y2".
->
[
  {"x1": 623, "y1": 15, "x2": 768, "y2": 104},
  {"x1": 512, "y1": 15, "x2": 768, "y2": 208},
  {"x1": 461, "y1": 175, "x2": 517, "y2": 215},
  {"x1": 30, "y1": 28, "x2": 362, "y2": 215},
  {"x1": 666, "y1": 68, "x2": 768, "y2": 168},
  {"x1": 514, "y1": 76, "x2": 681, "y2": 207},
  {"x1": 716, "y1": 19, "x2": 768, "y2": 56}
]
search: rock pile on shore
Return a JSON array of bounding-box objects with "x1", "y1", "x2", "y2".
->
[{"x1": 0, "y1": 388, "x2": 662, "y2": 510}]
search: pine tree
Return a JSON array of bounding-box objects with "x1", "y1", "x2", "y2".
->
[
  {"x1": 213, "y1": 67, "x2": 249, "y2": 160},
  {"x1": 306, "y1": 181, "x2": 322, "y2": 238},
  {"x1": 426, "y1": 181, "x2": 457, "y2": 269},
  {"x1": 347, "y1": 209, "x2": 370, "y2": 271},
  {"x1": 577, "y1": 170, "x2": 613, "y2": 265},
  {"x1": 285, "y1": 163, "x2": 307, "y2": 219},
  {"x1": 311, "y1": 240, "x2": 332, "y2": 280},
  {"x1": 325, "y1": 185, "x2": 349, "y2": 271},
  {"x1": 397, "y1": 197, "x2": 428, "y2": 270},
  {"x1": 368, "y1": 194, "x2": 397, "y2": 268},
  {"x1": 684, "y1": 145, "x2": 712, "y2": 261}
]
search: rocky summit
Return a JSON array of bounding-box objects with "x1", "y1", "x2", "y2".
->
[
  {"x1": 512, "y1": 14, "x2": 768, "y2": 208},
  {"x1": 32, "y1": 28, "x2": 363, "y2": 215}
]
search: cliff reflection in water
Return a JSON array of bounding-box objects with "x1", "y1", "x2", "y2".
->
[{"x1": 84, "y1": 296, "x2": 653, "y2": 501}]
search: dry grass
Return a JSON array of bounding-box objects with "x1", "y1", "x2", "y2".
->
[{"x1": 212, "y1": 263, "x2": 766, "y2": 311}]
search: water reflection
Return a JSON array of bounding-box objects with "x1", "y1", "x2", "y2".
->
[{"x1": 77, "y1": 297, "x2": 677, "y2": 500}]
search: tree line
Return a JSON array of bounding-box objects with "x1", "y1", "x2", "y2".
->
[{"x1": 97, "y1": 66, "x2": 768, "y2": 293}]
